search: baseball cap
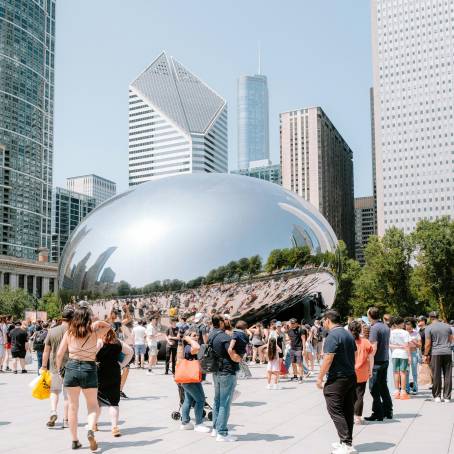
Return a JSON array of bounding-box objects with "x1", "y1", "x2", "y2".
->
[
  {"x1": 289, "y1": 318, "x2": 297, "y2": 324},
  {"x1": 276, "y1": 321, "x2": 282, "y2": 327},
  {"x1": 417, "y1": 315, "x2": 427, "y2": 322},
  {"x1": 62, "y1": 307, "x2": 75, "y2": 321},
  {"x1": 428, "y1": 311, "x2": 438, "y2": 318},
  {"x1": 193, "y1": 312, "x2": 203, "y2": 323}
]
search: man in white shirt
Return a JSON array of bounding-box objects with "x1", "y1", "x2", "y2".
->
[
  {"x1": 145, "y1": 317, "x2": 159, "y2": 375},
  {"x1": 132, "y1": 320, "x2": 147, "y2": 369},
  {"x1": 389, "y1": 316, "x2": 410, "y2": 399}
]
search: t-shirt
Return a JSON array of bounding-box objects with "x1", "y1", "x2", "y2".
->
[
  {"x1": 10, "y1": 327, "x2": 27, "y2": 352},
  {"x1": 369, "y1": 321, "x2": 390, "y2": 362},
  {"x1": 323, "y1": 326, "x2": 356, "y2": 381},
  {"x1": 288, "y1": 327, "x2": 306, "y2": 350},
  {"x1": 145, "y1": 324, "x2": 158, "y2": 346},
  {"x1": 425, "y1": 322, "x2": 452, "y2": 356},
  {"x1": 196, "y1": 323, "x2": 208, "y2": 345},
  {"x1": 45, "y1": 325, "x2": 67, "y2": 373},
  {"x1": 166, "y1": 327, "x2": 178, "y2": 347},
  {"x1": 183, "y1": 344, "x2": 197, "y2": 361},
  {"x1": 354, "y1": 337, "x2": 373, "y2": 383},
  {"x1": 407, "y1": 330, "x2": 421, "y2": 352},
  {"x1": 209, "y1": 328, "x2": 239, "y2": 375},
  {"x1": 132, "y1": 325, "x2": 146, "y2": 345},
  {"x1": 231, "y1": 329, "x2": 248, "y2": 356},
  {"x1": 389, "y1": 328, "x2": 410, "y2": 359}
]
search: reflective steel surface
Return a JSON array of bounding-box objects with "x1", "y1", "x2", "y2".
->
[{"x1": 59, "y1": 173, "x2": 339, "y2": 317}]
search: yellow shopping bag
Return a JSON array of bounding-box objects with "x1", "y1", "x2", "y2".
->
[{"x1": 32, "y1": 370, "x2": 52, "y2": 400}]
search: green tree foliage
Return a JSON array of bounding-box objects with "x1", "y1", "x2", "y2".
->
[
  {"x1": 412, "y1": 217, "x2": 454, "y2": 320},
  {"x1": 265, "y1": 249, "x2": 287, "y2": 273},
  {"x1": 0, "y1": 286, "x2": 33, "y2": 319},
  {"x1": 38, "y1": 293, "x2": 61, "y2": 319},
  {"x1": 117, "y1": 280, "x2": 132, "y2": 296},
  {"x1": 237, "y1": 258, "x2": 250, "y2": 280},
  {"x1": 248, "y1": 255, "x2": 262, "y2": 277}
]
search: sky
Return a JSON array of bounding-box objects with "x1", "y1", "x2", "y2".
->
[{"x1": 54, "y1": 0, "x2": 373, "y2": 196}]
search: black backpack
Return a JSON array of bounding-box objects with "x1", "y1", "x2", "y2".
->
[
  {"x1": 199, "y1": 331, "x2": 222, "y2": 374},
  {"x1": 33, "y1": 329, "x2": 47, "y2": 352}
]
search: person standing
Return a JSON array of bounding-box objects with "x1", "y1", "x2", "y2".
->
[
  {"x1": 10, "y1": 320, "x2": 29, "y2": 374},
  {"x1": 32, "y1": 323, "x2": 49, "y2": 373},
  {"x1": 389, "y1": 316, "x2": 411, "y2": 400},
  {"x1": 405, "y1": 318, "x2": 421, "y2": 395},
  {"x1": 287, "y1": 318, "x2": 307, "y2": 383},
  {"x1": 132, "y1": 320, "x2": 146, "y2": 369},
  {"x1": 165, "y1": 318, "x2": 179, "y2": 375},
  {"x1": 210, "y1": 314, "x2": 241, "y2": 442},
  {"x1": 0, "y1": 316, "x2": 7, "y2": 372},
  {"x1": 40, "y1": 307, "x2": 74, "y2": 429},
  {"x1": 145, "y1": 317, "x2": 159, "y2": 375},
  {"x1": 424, "y1": 311, "x2": 453, "y2": 403},
  {"x1": 119, "y1": 312, "x2": 134, "y2": 399},
  {"x1": 364, "y1": 307, "x2": 393, "y2": 421},
  {"x1": 317, "y1": 310, "x2": 357, "y2": 454}
]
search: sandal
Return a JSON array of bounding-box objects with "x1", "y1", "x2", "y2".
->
[
  {"x1": 112, "y1": 426, "x2": 121, "y2": 437},
  {"x1": 47, "y1": 413, "x2": 57, "y2": 428},
  {"x1": 87, "y1": 430, "x2": 98, "y2": 452},
  {"x1": 71, "y1": 441, "x2": 82, "y2": 450}
]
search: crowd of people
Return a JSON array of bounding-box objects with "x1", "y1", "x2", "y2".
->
[{"x1": 0, "y1": 304, "x2": 453, "y2": 453}]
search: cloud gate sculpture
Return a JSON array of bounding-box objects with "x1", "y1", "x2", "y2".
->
[{"x1": 58, "y1": 173, "x2": 339, "y2": 323}]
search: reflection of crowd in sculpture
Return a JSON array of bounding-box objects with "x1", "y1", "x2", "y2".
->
[{"x1": 89, "y1": 273, "x2": 318, "y2": 322}]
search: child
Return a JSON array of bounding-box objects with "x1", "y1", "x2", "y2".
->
[
  {"x1": 267, "y1": 337, "x2": 282, "y2": 390},
  {"x1": 229, "y1": 320, "x2": 252, "y2": 379},
  {"x1": 389, "y1": 316, "x2": 411, "y2": 399}
]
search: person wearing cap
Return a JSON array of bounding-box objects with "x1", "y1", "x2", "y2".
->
[
  {"x1": 193, "y1": 312, "x2": 208, "y2": 346},
  {"x1": 40, "y1": 306, "x2": 75, "y2": 428},
  {"x1": 424, "y1": 311, "x2": 453, "y2": 402}
]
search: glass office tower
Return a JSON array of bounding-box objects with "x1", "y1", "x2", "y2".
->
[
  {"x1": 0, "y1": 0, "x2": 56, "y2": 259},
  {"x1": 237, "y1": 75, "x2": 269, "y2": 170}
]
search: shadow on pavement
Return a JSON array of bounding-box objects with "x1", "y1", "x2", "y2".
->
[
  {"x1": 121, "y1": 426, "x2": 166, "y2": 436},
  {"x1": 0, "y1": 421, "x2": 11, "y2": 426},
  {"x1": 232, "y1": 401, "x2": 266, "y2": 407},
  {"x1": 393, "y1": 413, "x2": 421, "y2": 419},
  {"x1": 355, "y1": 442, "x2": 395, "y2": 452},
  {"x1": 238, "y1": 433, "x2": 294, "y2": 442},
  {"x1": 100, "y1": 439, "x2": 162, "y2": 451},
  {"x1": 124, "y1": 395, "x2": 164, "y2": 401}
]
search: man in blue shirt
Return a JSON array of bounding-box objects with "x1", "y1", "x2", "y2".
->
[{"x1": 317, "y1": 310, "x2": 357, "y2": 454}]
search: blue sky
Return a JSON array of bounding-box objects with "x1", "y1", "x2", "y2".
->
[{"x1": 54, "y1": 0, "x2": 373, "y2": 196}]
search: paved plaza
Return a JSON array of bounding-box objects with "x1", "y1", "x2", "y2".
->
[{"x1": 1, "y1": 361, "x2": 453, "y2": 454}]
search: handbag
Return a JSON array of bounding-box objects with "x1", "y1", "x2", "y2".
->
[
  {"x1": 418, "y1": 363, "x2": 432, "y2": 386},
  {"x1": 174, "y1": 359, "x2": 202, "y2": 384}
]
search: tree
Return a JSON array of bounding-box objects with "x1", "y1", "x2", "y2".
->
[
  {"x1": 248, "y1": 255, "x2": 262, "y2": 277},
  {"x1": 38, "y1": 293, "x2": 61, "y2": 320},
  {"x1": 412, "y1": 217, "x2": 454, "y2": 320},
  {"x1": 226, "y1": 261, "x2": 238, "y2": 281},
  {"x1": 0, "y1": 286, "x2": 33, "y2": 319},
  {"x1": 265, "y1": 249, "x2": 286, "y2": 273},
  {"x1": 237, "y1": 258, "x2": 250, "y2": 280},
  {"x1": 117, "y1": 280, "x2": 131, "y2": 296}
]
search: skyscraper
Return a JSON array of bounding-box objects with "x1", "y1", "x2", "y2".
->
[
  {"x1": 0, "y1": 0, "x2": 56, "y2": 259},
  {"x1": 128, "y1": 52, "x2": 228, "y2": 186},
  {"x1": 237, "y1": 73, "x2": 270, "y2": 170},
  {"x1": 51, "y1": 188, "x2": 96, "y2": 263},
  {"x1": 371, "y1": 0, "x2": 454, "y2": 235},
  {"x1": 354, "y1": 196, "x2": 377, "y2": 265},
  {"x1": 280, "y1": 107, "x2": 355, "y2": 254},
  {"x1": 66, "y1": 174, "x2": 117, "y2": 206}
]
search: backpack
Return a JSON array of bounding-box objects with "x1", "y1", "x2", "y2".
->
[
  {"x1": 199, "y1": 331, "x2": 222, "y2": 374},
  {"x1": 33, "y1": 329, "x2": 47, "y2": 352}
]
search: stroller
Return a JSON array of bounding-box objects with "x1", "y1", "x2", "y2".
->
[{"x1": 171, "y1": 383, "x2": 213, "y2": 421}]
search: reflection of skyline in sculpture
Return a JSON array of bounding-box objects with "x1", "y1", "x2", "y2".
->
[{"x1": 59, "y1": 173, "x2": 340, "y2": 317}]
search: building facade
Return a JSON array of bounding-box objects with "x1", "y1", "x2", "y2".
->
[
  {"x1": 66, "y1": 174, "x2": 116, "y2": 206},
  {"x1": 128, "y1": 52, "x2": 228, "y2": 186},
  {"x1": 280, "y1": 107, "x2": 355, "y2": 254},
  {"x1": 232, "y1": 159, "x2": 281, "y2": 185},
  {"x1": 237, "y1": 74, "x2": 269, "y2": 170},
  {"x1": 371, "y1": 0, "x2": 454, "y2": 235},
  {"x1": 51, "y1": 188, "x2": 96, "y2": 263},
  {"x1": 354, "y1": 196, "x2": 377, "y2": 265},
  {"x1": 0, "y1": 0, "x2": 56, "y2": 259}
]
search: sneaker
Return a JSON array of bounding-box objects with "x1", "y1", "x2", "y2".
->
[
  {"x1": 87, "y1": 429, "x2": 97, "y2": 452},
  {"x1": 63, "y1": 419, "x2": 69, "y2": 429},
  {"x1": 119, "y1": 391, "x2": 128, "y2": 399},
  {"x1": 364, "y1": 414, "x2": 383, "y2": 422},
  {"x1": 180, "y1": 422, "x2": 194, "y2": 430},
  {"x1": 210, "y1": 429, "x2": 217, "y2": 437},
  {"x1": 216, "y1": 434, "x2": 238, "y2": 442},
  {"x1": 112, "y1": 426, "x2": 121, "y2": 437},
  {"x1": 13, "y1": 370, "x2": 17, "y2": 374},
  {"x1": 267, "y1": 384, "x2": 272, "y2": 390},
  {"x1": 442, "y1": 398, "x2": 451, "y2": 403},
  {"x1": 290, "y1": 375, "x2": 297, "y2": 381},
  {"x1": 194, "y1": 424, "x2": 211, "y2": 433},
  {"x1": 272, "y1": 384, "x2": 282, "y2": 390},
  {"x1": 21, "y1": 369, "x2": 27, "y2": 374},
  {"x1": 332, "y1": 443, "x2": 357, "y2": 454},
  {"x1": 47, "y1": 413, "x2": 58, "y2": 428},
  {"x1": 434, "y1": 397, "x2": 442, "y2": 403},
  {"x1": 298, "y1": 377, "x2": 303, "y2": 384}
]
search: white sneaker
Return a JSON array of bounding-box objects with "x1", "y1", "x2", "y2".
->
[
  {"x1": 210, "y1": 429, "x2": 217, "y2": 437},
  {"x1": 180, "y1": 422, "x2": 194, "y2": 430},
  {"x1": 267, "y1": 384, "x2": 272, "y2": 390},
  {"x1": 443, "y1": 398, "x2": 451, "y2": 403},
  {"x1": 194, "y1": 424, "x2": 211, "y2": 433},
  {"x1": 272, "y1": 384, "x2": 282, "y2": 390},
  {"x1": 332, "y1": 442, "x2": 342, "y2": 449},
  {"x1": 216, "y1": 434, "x2": 238, "y2": 442},
  {"x1": 332, "y1": 444, "x2": 357, "y2": 454},
  {"x1": 434, "y1": 397, "x2": 442, "y2": 403}
]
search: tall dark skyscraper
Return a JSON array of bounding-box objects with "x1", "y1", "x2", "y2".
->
[{"x1": 0, "y1": 0, "x2": 56, "y2": 259}]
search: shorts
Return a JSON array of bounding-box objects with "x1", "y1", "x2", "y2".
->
[
  {"x1": 392, "y1": 358, "x2": 409, "y2": 372},
  {"x1": 305, "y1": 342, "x2": 315, "y2": 355},
  {"x1": 267, "y1": 358, "x2": 280, "y2": 373},
  {"x1": 50, "y1": 372, "x2": 67, "y2": 396},
  {"x1": 147, "y1": 343, "x2": 158, "y2": 356},
  {"x1": 12, "y1": 350, "x2": 26, "y2": 359},
  {"x1": 64, "y1": 359, "x2": 98, "y2": 389},
  {"x1": 290, "y1": 349, "x2": 303, "y2": 365},
  {"x1": 134, "y1": 344, "x2": 146, "y2": 356}
]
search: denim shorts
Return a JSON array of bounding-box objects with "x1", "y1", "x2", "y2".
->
[
  {"x1": 392, "y1": 358, "x2": 409, "y2": 372},
  {"x1": 134, "y1": 344, "x2": 146, "y2": 356},
  {"x1": 64, "y1": 359, "x2": 98, "y2": 389}
]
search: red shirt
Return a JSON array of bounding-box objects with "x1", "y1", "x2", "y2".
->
[{"x1": 355, "y1": 337, "x2": 373, "y2": 383}]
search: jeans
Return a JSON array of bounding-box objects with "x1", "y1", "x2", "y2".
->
[
  {"x1": 212, "y1": 373, "x2": 237, "y2": 436},
  {"x1": 323, "y1": 375, "x2": 356, "y2": 446},
  {"x1": 369, "y1": 360, "x2": 393, "y2": 418},
  {"x1": 181, "y1": 382, "x2": 205, "y2": 425},
  {"x1": 405, "y1": 351, "x2": 418, "y2": 393},
  {"x1": 165, "y1": 346, "x2": 177, "y2": 374},
  {"x1": 36, "y1": 350, "x2": 43, "y2": 375}
]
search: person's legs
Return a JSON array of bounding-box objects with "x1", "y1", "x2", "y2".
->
[
  {"x1": 368, "y1": 363, "x2": 384, "y2": 418},
  {"x1": 324, "y1": 378, "x2": 351, "y2": 445},
  {"x1": 12, "y1": 356, "x2": 18, "y2": 372},
  {"x1": 266, "y1": 370, "x2": 272, "y2": 385},
  {"x1": 165, "y1": 347, "x2": 172, "y2": 373},
  {"x1": 378, "y1": 361, "x2": 393, "y2": 416},
  {"x1": 181, "y1": 384, "x2": 195, "y2": 425},
  {"x1": 109, "y1": 406, "x2": 119, "y2": 428},
  {"x1": 290, "y1": 350, "x2": 297, "y2": 377},
  {"x1": 252, "y1": 346, "x2": 258, "y2": 363},
  {"x1": 441, "y1": 354, "x2": 452, "y2": 400},
  {"x1": 343, "y1": 377, "x2": 356, "y2": 445},
  {"x1": 215, "y1": 374, "x2": 237, "y2": 436},
  {"x1": 19, "y1": 357, "x2": 25, "y2": 371},
  {"x1": 37, "y1": 351, "x2": 43, "y2": 374},
  {"x1": 81, "y1": 388, "x2": 99, "y2": 431},
  {"x1": 120, "y1": 366, "x2": 129, "y2": 390},
  {"x1": 354, "y1": 381, "x2": 367, "y2": 418},
  {"x1": 170, "y1": 347, "x2": 177, "y2": 374},
  {"x1": 183, "y1": 383, "x2": 205, "y2": 425},
  {"x1": 212, "y1": 373, "x2": 221, "y2": 431},
  {"x1": 430, "y1": 355, "x2": 442, "y2": 398},
  {"x1": 66, "y1": 387, "x2": 81, "y2": 442}
]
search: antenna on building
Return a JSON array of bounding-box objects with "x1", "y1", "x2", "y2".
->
[{"x1": 258, "y1": 41, "x2": 261, "y2": 75}]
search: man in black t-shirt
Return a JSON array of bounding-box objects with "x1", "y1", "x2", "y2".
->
[
  {"x1": 317, "y1": 310, "x2": 356, "y2": 454},
  {"x1": 165, "y1": 319, "x2": 179, "y2": 375},
  {"x1": 287, "y1": 318, "x2": 307, "y2": 383},
  {"x1": 10, "y1": 321, "x2": 29, "y2": 374}
]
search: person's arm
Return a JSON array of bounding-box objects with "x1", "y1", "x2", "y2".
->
[
  {"x1": 119, "y1": 342, "x2": 133, "y2": 368},
  {"x1": 301, "y1": 330, "x2": 307, "y2": 353},
  {"x1": 186, "y1": 336, "x2": 200, "y2": 355},
  {"x1": 40, "y1": 344, "x2": 51, "y2": 373},
  {"x1": 92, "y1": 320, "x2": 111, "y2": 337},
  {"x1": 226, "y1": 340, "x2": 242, "y2": 363},
  {"x1": 55, "y1": 332, "x2": 69, "y2": 371},
  {"x1": 424, "y1": 336, "x2": 432, "y2": 360},
  {"x1": 316, "y1": 353, "x2": 334, "y2": 389},
  {"x1": 368, "y1": 352, "x2": 374, "y2": 378}
]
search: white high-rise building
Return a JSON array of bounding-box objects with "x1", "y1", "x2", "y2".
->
[
  {"x1": 128, "y1": 52, "x2": 228, "y2": 186},
  {"x1": 371, "y1": 0, "x2": 454, "y2": 235},
  {"x1": 66, "y1": 174, "x2": 117, "y2": 206}
]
